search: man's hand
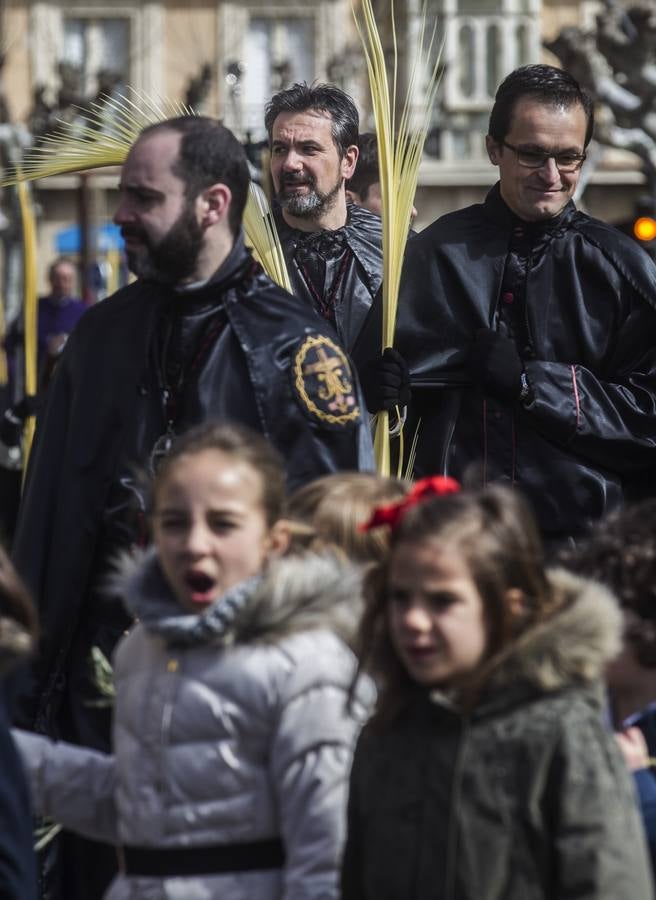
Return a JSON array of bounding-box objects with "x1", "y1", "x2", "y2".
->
[
  {"x1": 359, "y1": 347, "x2": 411, "y2": 413},
  {"x1": 467, "y1": 328, "x2": 523, "y2": 403}
]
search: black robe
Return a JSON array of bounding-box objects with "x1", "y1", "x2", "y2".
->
[
  {"x1": 275, "y1": 202, "x2": 384, "y2": 366},
  {"x1": 11, "y1": 237, "x2": 373, "y2": 738},
  {"x1": 396, "y1": 184, "x2": 656, "y2": 538}
]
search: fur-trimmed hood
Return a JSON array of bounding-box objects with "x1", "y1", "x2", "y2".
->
[
  {"x1": 116, "y1": 548, "x2": 363, "y2": 648},
  {"x1": 484, "y1": 567, "x2": 622, "y2": 696}
]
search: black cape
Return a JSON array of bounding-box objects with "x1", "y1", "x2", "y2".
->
[{"x1": 396, "y1": 184, "x2": 656, "y2": 537}]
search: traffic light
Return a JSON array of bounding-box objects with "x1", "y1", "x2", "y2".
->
[
  {"x1": 614, "y1": 197, "x2": 656, "y2": 258},
  {"x1": 633, "y1": 215, "x2": 656, "y2": 242},
  {"x1": 631, "y1": 196, "x2": 656, "y2": 249}
]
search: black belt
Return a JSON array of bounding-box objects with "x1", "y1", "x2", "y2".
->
[{"x1": 118, "y1": 838, "x2": 286, "y2": 878}]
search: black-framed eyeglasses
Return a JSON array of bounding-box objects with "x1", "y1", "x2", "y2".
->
[{"x1": 501, "y1": 140, "x2": 586, "y2": 173}]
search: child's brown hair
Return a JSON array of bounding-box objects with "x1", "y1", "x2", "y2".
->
[
  {"x1": 287, "y1": 472, "x2": 408, "y2": 563},
  {"x1": 152, "y1": 422, "x2": 286, "y2": 527},
  {"x1": 561, "y1": 499, "x2": 656, "y2": 666}
]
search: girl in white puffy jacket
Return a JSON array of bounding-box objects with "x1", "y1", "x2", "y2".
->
[{"x1": 14, "y1": 422, "x2": 372, "y2": 900}]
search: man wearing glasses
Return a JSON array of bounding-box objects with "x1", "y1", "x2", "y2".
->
[{"x1": 393, "y1": 64, "x2": 656, "y2": 544}]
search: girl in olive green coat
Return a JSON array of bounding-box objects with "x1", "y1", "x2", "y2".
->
[{"x1": 342, "y1": 478, "x2": 654, "y2": 900}]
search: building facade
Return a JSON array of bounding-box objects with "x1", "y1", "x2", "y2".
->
[{"x1": 0, "y1": 0, "x2": 648, "y2": 295}]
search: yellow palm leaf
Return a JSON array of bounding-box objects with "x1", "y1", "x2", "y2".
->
[
  {"x1": 353, "y1": 0, "x2": 443, "y2": 475},
  {"x1": 243, "y1": 184, "x2": 292, "y2": 292},
  {"x1": 15, "y1": 178, "x2": 38, "y2": 469},
  {"x1": 0, "y1": 91, "x2": 290, "y2": 289},
  {"x1": 0, "y1": 92, "x2": 194, "y2": 185}
]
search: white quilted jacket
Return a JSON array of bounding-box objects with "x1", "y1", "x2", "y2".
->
[{"x1": 14, "y1": 550, "x2": 374, "y2": 900}]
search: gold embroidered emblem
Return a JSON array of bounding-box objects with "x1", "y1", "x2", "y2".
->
[{"x1": 293, "y1": 335, "x2": 361, "y2": 427}]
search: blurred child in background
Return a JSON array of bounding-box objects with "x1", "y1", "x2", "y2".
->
[
  {"x1": 342, "y1": 478, "x2": 653, "y2": 900},
  {"x1": 286, "y1": 471, "x2": 407, "y2": 564},
  {"x1": 563, "y1": 498, "x2": 656, "y2": 874}
]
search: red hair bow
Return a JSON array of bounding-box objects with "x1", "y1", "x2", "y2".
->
[{"x1": 361, "y1": 476, "x2": 461, "y2": 532}]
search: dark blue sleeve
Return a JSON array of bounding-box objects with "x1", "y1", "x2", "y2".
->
[
  {"x1": 634, "y1": 768, "x2": 656, "y2": 878},
  {"x1": 0, "y1": 689, "x2": 38, "y2": 900}
]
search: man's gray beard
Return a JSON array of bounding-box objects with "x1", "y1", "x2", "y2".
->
[{"x1": 278, "y1": 177, "x2": 342, "y2": 220}]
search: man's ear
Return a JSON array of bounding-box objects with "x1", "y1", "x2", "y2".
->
[
  {"x1": 341, "y1": 144, "x2": 359, "y2": 181},
  {"x1": 200, "y1": 183, "x2": 232, "y2": 227},
  {"x1": 486, "y1": 135, "x2": 501, "y2": 167}
]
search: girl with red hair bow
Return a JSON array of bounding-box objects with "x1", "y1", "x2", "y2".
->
[{"x1": 342, "y1": 481, "x2": 652, "y2": 900}]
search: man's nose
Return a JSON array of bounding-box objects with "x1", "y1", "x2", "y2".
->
[
  {"x1": 281, "y1": 150, "x2": 303, "y2": 172},
  {"x1": 537, "y1": 156, "x2": 561, "y2": 182},
  {"x1": 113, "y1": 198, "x2": 134, "y2": 225}
]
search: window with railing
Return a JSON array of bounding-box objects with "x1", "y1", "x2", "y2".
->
[
  {"x1": 62, "y1": 16, "x2": 131, "y2": 96},
  {"x1": 427, "y1": 0, "x2": 541, "y2": 162},
  {"x1": 240, "y1": 15, "x2": 316, "y2": 135},
  {"x1": 218, "y1": 1, "x2": 329, "y2": 139},
  {"x1": 29, "y1": 2, "x2": 161, "y2": 114}
]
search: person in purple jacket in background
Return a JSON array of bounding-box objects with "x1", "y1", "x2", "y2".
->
[
  {"x1": 34, "y1": 257, "x2": 86, "y2": 386},
  {"x1": 5, "y1": 256, "x2": 86, "y2": 395}
]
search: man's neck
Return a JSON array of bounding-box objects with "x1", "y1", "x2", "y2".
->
[
  {"x1": 281, "y1": 195, "x2": 349, "y2": 233},
  {"x1": 177, "y1": 234, "x2": 236, "y2": 286}
]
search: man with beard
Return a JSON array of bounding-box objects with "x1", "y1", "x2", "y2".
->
[
  {"x1": 11, "y1": 115, "x2": 373, "y2": 900},
  {"x1": 266, "y1": 83, "x2": 386, "y2": 372}
]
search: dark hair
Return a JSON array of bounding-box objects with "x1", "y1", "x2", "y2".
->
[
  {"x1": 138, "y1": 117, "x2": 250, "y2": 237},
  {"x1": 264, "y1": 82, "x2": 359, "y2": 158},
  {"x1": 560, "y1": 500, "x2": 656, "y2": 666},
  {"x1": 359, "y1": 485, "x2": 561, "y2": 725},
  {"x1": 488, "y1": 64, "x2": 595, "y2": 148},
  {"x1": 152, "y1": 422, "x2": 286, "y2": 527},
  {"x1": 286, "y1": 472, "x2": 407, "y2": 563},
  {"x1": 345, "y1": 132, "x2": 379, "y2": 201}
]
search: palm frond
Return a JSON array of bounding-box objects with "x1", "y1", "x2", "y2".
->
[
  {"x1": 244, "y1": 184, "x2": 292, "y2": 292},
  {"x1": 353, "y1": 0, "x2": 443, "y2": 475},
  {"x1": 403, "y1": 417, "x2": 421, "y2": 481},
  {"x1": 0, "y1": 92, "x2": 194, "y2": 187},
  {"x1": 16, "y1": 178, "x2": 37, "y2": 468},
  {"x1": 0, "y1": 91, "x2": 289, "y2": 290}
]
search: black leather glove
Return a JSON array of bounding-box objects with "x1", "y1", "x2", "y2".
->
[
  {"x1": 467, "y1": 328, "x2": 523, "y2": 403},
  {"x1": 359, "y1": 347, "x2": 412, "y2": 413}
]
